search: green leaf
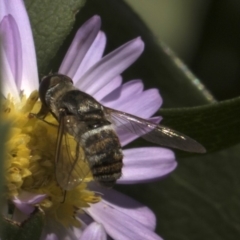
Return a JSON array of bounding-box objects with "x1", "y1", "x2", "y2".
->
[
  {"x1": 24, "y1": 0, "x2": 86, "y2": 75},
  {"x1": 0, "y1": 216, "x2": 20, "y2": 240},
  {"x1": 159, "y1": 96, "x2": 240, "y2": 154},
  {"x1": 0, "y1": 208, "x2": 44, "y2": 240},
  {"x1": 117, "y1": 144, "x2": 240, "y2": 240}
]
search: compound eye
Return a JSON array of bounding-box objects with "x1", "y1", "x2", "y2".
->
[
  {"x1": 39, "y1": 75, "x2": 58, "y2": 104},
  {"x1": 38, "y1": 76, "x2": 51, "y2": 105},
  {"x1": 39, "y1": 74, "x2": 73, "y2": 106}
]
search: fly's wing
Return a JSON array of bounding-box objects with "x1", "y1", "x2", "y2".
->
[
  {"x1": 55, "y1": 114, "x2": 91, "y2": 191},
  {"x1": 105, "y1": 107, "x2": 206, "y2": 153}
]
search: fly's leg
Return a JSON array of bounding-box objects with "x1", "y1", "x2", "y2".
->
[{"x1": 28, "y1": 104, "x2": 58, "y2": 127}]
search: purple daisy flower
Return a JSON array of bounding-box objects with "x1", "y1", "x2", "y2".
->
[{"x1": 0, "y1": 1, "x2": 177, "y2": 239}]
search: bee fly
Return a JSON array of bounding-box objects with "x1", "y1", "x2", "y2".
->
[{"x1": 33, "y1": 73, "x2": 205, "y2": 191}]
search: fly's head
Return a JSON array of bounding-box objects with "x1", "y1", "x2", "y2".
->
[{"x1": 39, "y1": 74, "x2": 73, "y2": 107}]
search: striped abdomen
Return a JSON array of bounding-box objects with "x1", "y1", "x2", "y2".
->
[{"x1": 82, "y1": 125, "x2": 123, "y2": 187}]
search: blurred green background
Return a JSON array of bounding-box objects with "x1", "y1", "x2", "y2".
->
[{"x1": 125, "y1": 0, "x2": 240, "y2": 101}]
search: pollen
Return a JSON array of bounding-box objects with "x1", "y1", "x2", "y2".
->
[{"x1": 2, "y1": 91, "x2": 100, "y2": 227}]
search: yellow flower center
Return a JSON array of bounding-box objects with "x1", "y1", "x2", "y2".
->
[{"x1": 2, "y1": 91, "x2": 100, "y2": 227}]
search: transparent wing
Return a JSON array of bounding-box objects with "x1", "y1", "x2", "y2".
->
[
  {"x1": 105, "y1": 107, "x2": 205, "y2": 153},
  {"x1": 55, "y1": 114, "x2": 91, "y2": 191}
]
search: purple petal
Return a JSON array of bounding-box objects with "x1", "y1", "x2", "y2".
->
[
  {"x1": 80, "y1": 222, "x2": 107, "y2": 240},
  {"x1": 117, "y1": 116, "x2": 162, "y2": 147},
  {"x1": 105, "y1": 88, "x2": 162, "y2": 118},
  {"x1": 76, "y1": 37, "x2": 144, "y2": 96},
  {"x1": 12, "y1": 191, "x2": 46, "y2": 215},
  {"x1": 100, "y1": 80, "x2": 162, "y2": 145},
  {"x1": 12, "y1": 208, "x2": 28, "y2": 223},
  {"x1": 0, "y1": 15, "x2": 22, "y2": 90},
  {"x1": 1, "y1": 44, "x2": 19, "y2": 99},
  {"x1": 101, "y1": 79, "x2": 144, "y2": 104},
  {"x1": 1, "y1": 0, "x2": 39, "y2": 95},
  {"x1": 86, "y1": 193, "x2": 163, "y2": 240},
  {"x1": 118, "y1": 147, "x2": 177, "y2": 184},
  {"x1": 73, "y1": 31, "x2": 106, "y2": 84},
  {"x1": 99, "y1": 78, "x2": 163, "y2": 145},
  {"x1": 94, "y1": 75, "x2": 122, "y2": 101},
  {"x1": 59, "y1": 16, "x2": 101, "y2": 78},
  {"x1": 87, "y1": 185, "x2": 156, "y2": 231}
]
